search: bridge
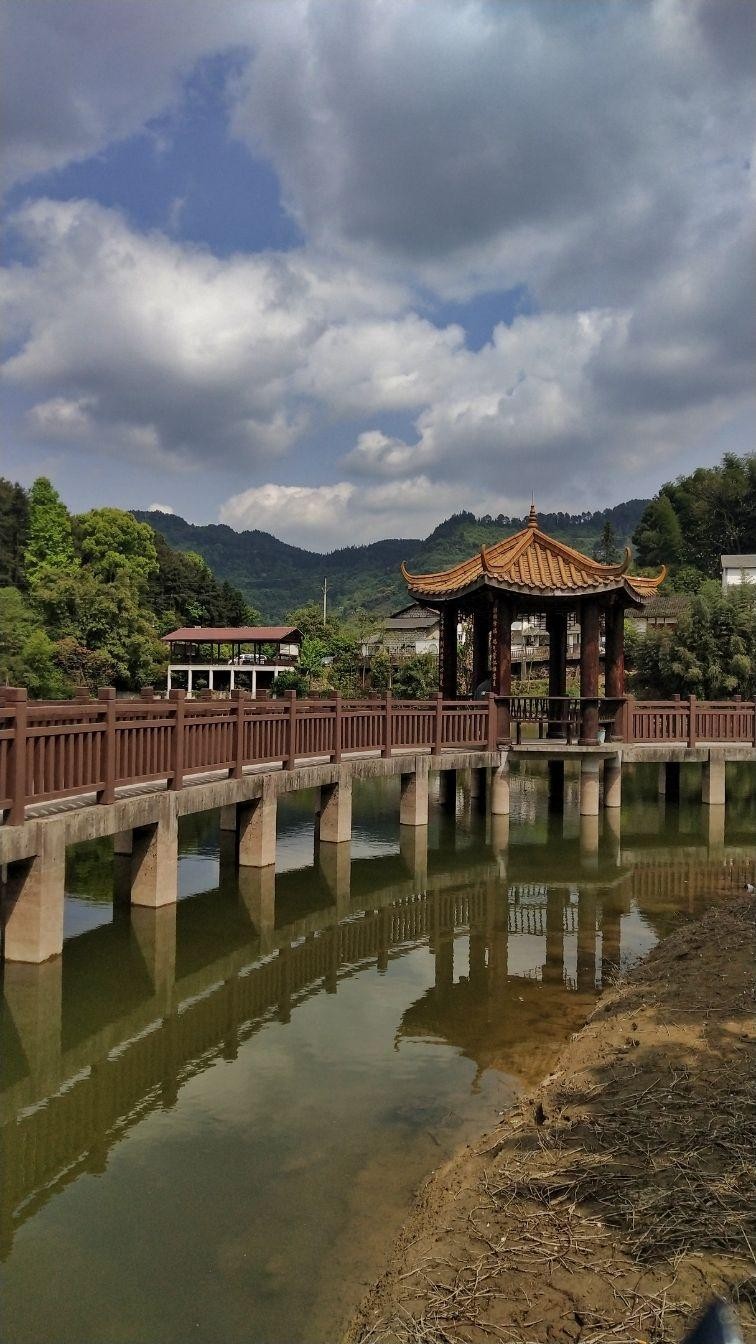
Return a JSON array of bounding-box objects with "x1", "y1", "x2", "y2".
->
[{"x1": 1, "y1": 689, "x2": 753, "y2": 963}]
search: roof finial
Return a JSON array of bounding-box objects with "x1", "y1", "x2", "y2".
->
[{"x1": 527, "y1": 496, "x2": 538, "y2": 528}]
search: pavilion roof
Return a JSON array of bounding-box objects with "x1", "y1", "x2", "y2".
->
[
  {"x1": 401, "y1": 504, "x2": 666, "y2": 605},
  {"x1": 162, "y1": 626, "x2": 301, "y2": 643}
]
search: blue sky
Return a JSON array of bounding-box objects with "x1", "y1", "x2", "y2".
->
[{"x1": 2, "y1": 1, "x2": 754, "y2": 549}]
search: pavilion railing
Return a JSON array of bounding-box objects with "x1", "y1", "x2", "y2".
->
[{"x1": 1, "y1": 688, "x2": 754, "y2": 825}]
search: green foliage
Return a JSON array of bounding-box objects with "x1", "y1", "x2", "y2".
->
[
  {"x1": 632, "y1": 493, "x2": 683, "y2": 568},
  {"x1": 0, "y1": 478, "x2": 29, "y2": 588},
  {"x1": 134, "y1": 499, "x2": 650, "y2": 622},
  {"x1": 24, "y1": 477, "x2": 78, "y2": 588},
  {"x1": 393, "y1": 654, "x2": 437, "y2": 699},
  {"x1": 0, "y1": 587, "x2": 69, "y2": 697},
  {"x1": 272, "y1": 669, "x2": 308, "y2": 695},
  {"x1": 75, "y1": 508, "x2": 158, "y2": 592},
  {"x1": 32, "y1": 568, "x2": 166, "y2": 690},
  {"x1": 592, "y1": 520, "x2": 621, "y2": 565},
  {"x1": 147, "y1": 531, "x2": 257, "y2": 632},
  {"x1": 633, "y1": 453, "x2": 755, "y2": 578},
  {"x1": 368, "y1": 648, "x2": 392, "y2": 692},
  {"x1": 629, "y1": 583, "x2": 756, "y2": 698}
]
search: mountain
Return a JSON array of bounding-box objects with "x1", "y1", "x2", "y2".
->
[{"x1": 133, "y1": 500, "x2": 650, "y2": 622}]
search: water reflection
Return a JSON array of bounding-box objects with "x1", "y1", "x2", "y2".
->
[{"x1": 1, "y1": 764, "x2": 753, "y2": 1344}]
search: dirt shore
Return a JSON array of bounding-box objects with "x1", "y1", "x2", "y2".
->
[{"x1": 345, "y1": 893, "x2": 756, "y2": 1344}]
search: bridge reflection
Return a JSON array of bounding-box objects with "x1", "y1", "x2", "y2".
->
[{"x1": 1, "y1": 826, "x2": 752, "y2": 1261}]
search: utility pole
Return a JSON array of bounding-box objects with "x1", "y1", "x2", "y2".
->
[{"x1": 323, "y1": 577, "x2": 328, "y2": 627}]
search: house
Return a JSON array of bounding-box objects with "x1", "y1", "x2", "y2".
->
[
  {"x1": 365, "y1": 604, "x2": 441, "y2": 661},
  {"x1": 162, "y1": 626, "x2": 302, "y2": 697},
  {"x1": 721, "y1": 554, "x2": 756, "y2": 591},
  {"x1": 626, "y1": 593, "x2": 690, "y2": 635}
]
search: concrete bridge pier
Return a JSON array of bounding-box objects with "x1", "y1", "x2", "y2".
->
[
  {"x1": 219, "y1": 805, "x2": 237, "y2": 833},
  {"x1": 238, "y1": 777, "x2": 277, "y2": 868},
  {"x1": 603, "y1": 754, "x2": 622, "y2": 809},
  {"x1": 130, "y1": 795, "x2": 179, "y2": 908},
  {"x1": 658, "y1": 761, "x2": 681, "y2": 802},
  {"x1": 603, "y1": 806, "x2": 622, "y2": 865},
  {"x1": 2, "y1": 820, "x2": 66, "y2": 963},
  {"x1": 317, "y1": 773, "x2": 352, "y2": 844},
  {"x1": 113, "y1": 830, "x2": 133, "y2": 855},
  {"x1": 490, "y1": 757, "x2": 510, "y2": 816},
  {"x1": 400, "y1": 762, "x2": 429, "y2": 827},
  {"x1": 702, "y1": 751, "x2": 726, "y2": 806},
  {"x1": 237, "y1": 865, "x2": 275, "y2": 950},
  {"x1": 489, "y1": 812, "x2": 510, "y2": 855},
  {"x1": 400, "y1": 823, "x2": 428, "y2": 892},
  {"x1": 706, "y1": 804, "x2": 726, "y2": 850},
  {"x1": 438, "y1": 769, "x2": 457, "y2": 810},
  {"x1": 580, "y1": 758, "x2": 600, "y2": 816}
]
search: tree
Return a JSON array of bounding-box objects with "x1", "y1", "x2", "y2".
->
[
  {"x1": 32, "y1": 568, "x2": 166, "y2": 690},
  {"x1": 75, "y1": 508, "x2": 158, "y2": 593},
  {"x1": 0, "y1": 478, "x2": 29, "y2": 588},
  {"x1": 632, "y1": 493, "x2": 683, "y2": 568},
  {"x1": 593, "y1": 520, "x2": 621, "y2": 565},
  {"x1": 0, "y1": 587, "x2": 70, "y2": 697},
  {"x1": 629, "y1": 583, "x2": 756, "y2": 699},
  {"x1": 24, "y1": 477, "x2": 77, "y2": 588},
  {"x1": 393, "y1": 653, "x2": 437, "y2": 699}
]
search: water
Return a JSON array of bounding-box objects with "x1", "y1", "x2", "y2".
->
[{"x1": 1, "y1": 761, "x2": 753, "y2": 1343}]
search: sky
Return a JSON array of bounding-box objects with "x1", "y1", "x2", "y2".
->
[{"x1": 2, "y1": 0, "x2": 754, "y2": 552}]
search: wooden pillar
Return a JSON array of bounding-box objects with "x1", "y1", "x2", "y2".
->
[
  {"x1": 579, "y1": 599, "x2": 600, "y2": 744},
  {"x1": 472, "y1": 600, "x2": 491, "y2": 691},
  {"x1": 546, "y1": 610, "x2": 567, "y2": 737},
  {"x1": 440, "y1": 604, "x2": 458, "y2": 698},
  {"x1": 604, "y1": 602, "x2": 625, "y2": 739},
  {"x1": 492, "y1": 598, "x2": 513, "y2": 742}
]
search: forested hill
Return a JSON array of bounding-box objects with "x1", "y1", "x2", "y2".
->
[{"x1": 133, "y1": 500, "x2": 649, "y2": 621}]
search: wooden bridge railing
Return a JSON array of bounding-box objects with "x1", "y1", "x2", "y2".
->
[{"x1": 1, "y1": 688, "x2": 754, "y2": 825}]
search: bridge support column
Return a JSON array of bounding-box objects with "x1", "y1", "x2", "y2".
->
[
  {"x1": 113, "y1": 830, "x2": 133, "y2": 855},
  {"x1": 438, "y1": 769, "x2": 457, "y2": 810},
  {"x1": 238, "y1": 778, "x2": 277, "y2": 868},
  {"x1": 659, "y1": 761, "x2": 680, "y2": 801},
  {"x1": 580, "y1": 757, "x2": 600, "y2": 815},
  {"x1": 702, "y1": 751, "x2": 726, "y2": 806},
  {"x1": 603, "y1": 754, "x2": 622, "y2": 809},
  {"x1": 318, "y1": 841, "x2": 351, "y2": 914},
  {"x1": 2, "y1": 820, "x2": 66, "y2": 962},
  {"x1": 490, "y1": 756, "x2": 510, "y2": 815},
  {"x1": 238, "y1": 866, "x2": 275, "y2": 950},
  {"x1": 603, "y1": 805, "x2": 621, "y2": 863},
  {"x1": 2, "y1": 958, "x2": 62, "y2": 1090},
  {"x1": 400, "y1": 823, "x2": 428, "y2": 891},
  {"x1": 220, "y1": 804, "x2": 237, "y2": 832},
  {"x1": 317, "y1": 774, "x2": 352, "y2": 845},
  {"x1": 131, "y1": 795, "x2": 179, "y2": 907},
  {"x1": 400, "y1": 763, "x2": 429, "y2": 827},
  {"x1": 706, "y1": 804, "x2": 725, "y2": 849},
  {"x1": 131, "y1": 904, "x2": 176, "y2": 1011},
  {"x1": 469, "y1": 767, "x2": 484, "y2": 800}
]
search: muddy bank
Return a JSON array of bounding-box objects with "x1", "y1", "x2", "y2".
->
[{"x1": 345, "y1": 893, "x2": 756, "y2": 1344}]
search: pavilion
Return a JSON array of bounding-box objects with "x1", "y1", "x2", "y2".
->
[
  {"x1": 401, "y1": 504, "x2": 665, "y2": 743},
  {"x1": 162, "y1": 626, "x2": 302, "y2": 697}
]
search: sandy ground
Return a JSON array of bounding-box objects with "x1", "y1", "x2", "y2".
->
[{"x1": 344, "y1": 893, "x2": 756, "y2": 1344}]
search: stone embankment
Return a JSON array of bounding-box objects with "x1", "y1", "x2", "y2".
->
[{"x1": 346, "y1": 893, "x2": 756, "y2": 1344}]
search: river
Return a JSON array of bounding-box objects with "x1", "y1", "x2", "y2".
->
[{"x1": 1, "y1": 759, "x2": 753, "y2": 1343}]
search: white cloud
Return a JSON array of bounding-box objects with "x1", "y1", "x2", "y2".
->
[
  {"x1": 147, "y1": 503, "x2": 175, "y2": 515},
  {"x1": 219, "y1": 478, "x2": 494, "y2": 551}
]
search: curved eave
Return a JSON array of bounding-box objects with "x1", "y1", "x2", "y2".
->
[{"x1": 406, "y1": 574, "x2": 647, "y2": 603}]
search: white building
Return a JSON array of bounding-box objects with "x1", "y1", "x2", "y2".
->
[
  {"x1": 721, "y1": 555, "x2": 756, "y2": 591},
  {"x1": 163, "y1": 625, "x2": 302, "y2": 697}
]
